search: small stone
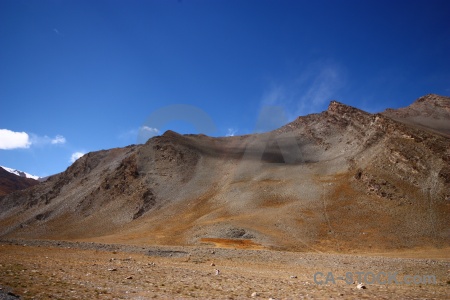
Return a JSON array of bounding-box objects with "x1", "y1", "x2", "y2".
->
[
  {"x1": 251, "y1": 291, "x2": 258, "y2": 297},
  {"x1": 126, "y1": 276, "x2": 133, "y2": 279},
  {"x1": 7, "y1": 292, "x2": 17, "y2": 297},
  {"x1": 210, "y1": 263, "x2": 215, "y2": 266},
  {"x1": 215, "y1": 269, "x2": 220, "y2": 275},
  {"x1": 108, "y1": 268, "x2": 117, "y2": 271},
  {"x1": 356, "y1": 283, "x2": 366, "y2": 289},
  {"x1": 290, "y1": 275, "x2": 297, "y2": 279}
]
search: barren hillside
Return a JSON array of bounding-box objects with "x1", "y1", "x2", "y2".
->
[
  {"x1": 382, "y1": 94, "x2": 450, "y2": 137},
  {"x1": 0, "y1": 94, "x2": 449, "y2": 253}
]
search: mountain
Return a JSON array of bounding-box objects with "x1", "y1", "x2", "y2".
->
[
  {"x1": 0, "y1": 166, "x2": 41, "y2": 181},
  {"x1": 0, "y1": 94, "x2": 449, "y2": 252},
  {"x1": 382, "y1": 94, "x2": 450, "y2": 137},
  {"x1": 0, "y1": 167, "x2": 39, "y2": 196}
]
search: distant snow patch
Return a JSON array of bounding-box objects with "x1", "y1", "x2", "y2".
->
[{"x1": 0, "y1": 165, "x2": 40, "y2": 180}]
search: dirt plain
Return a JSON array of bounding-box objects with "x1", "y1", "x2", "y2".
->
[{"x1": 0, "y1": 239, "x2": 449, "y2": 299}]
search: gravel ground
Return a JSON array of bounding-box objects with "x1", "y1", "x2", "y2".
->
[
  {"x1": 0, "y1": 239, "x2": 449, "y2": 299},
  {"x1": 0, "y1": 287, "x2": 20, "y2": 300}
]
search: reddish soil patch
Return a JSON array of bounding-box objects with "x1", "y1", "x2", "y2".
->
[{"x1": 200, "y1": 238, "x2": 264, "y2": 249}]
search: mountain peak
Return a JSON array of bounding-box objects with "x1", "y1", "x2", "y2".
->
[
  {"x1": 0, "y1": 166, "x2": 40, "y2": 181},
  {"x1": 162, "y1": 130, "x2": 182, "y2": 137},
  {"x1": 413, "y1": 94, "x2": 450, "y2": 108},
  {"x1": 327, "y1": 100, "x2": 369, "y2": 116},
  {"x1": 0, "y1": 167, "x2": 39, "y2": 196},
  {"x1": 327, "y1": 100, "x2": 346, "y2": 111},
  {"x1": 381, "y1": 94, "x2": 450, "y2": 136}
]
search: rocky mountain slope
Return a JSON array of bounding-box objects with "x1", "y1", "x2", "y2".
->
[
  {"x1": 0, "y1": 94, "x2": 449, "y2": 252},
  {"x1": 382, "y1": 94, "x2": 450, "y2": 137},
  {"x1": 0, "y1": 167, "x2": 39, "y2": 196}
]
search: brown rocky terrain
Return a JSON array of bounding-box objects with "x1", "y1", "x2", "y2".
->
[
  {"x1": 1, "y1": 94, "x2": 448, "y2": 252},
  {"x1": 0, "y1": 168, "x2": 38, "y2": 197},
  {"x1": 382, "y1": 94, "x2": 450, "y2": 137},
  {"x1": 0, "y1": 94, "x2": 449, "y2": 299},
  {"x1": 0, "y1": 240, "x2": 449, "y2": 299}
]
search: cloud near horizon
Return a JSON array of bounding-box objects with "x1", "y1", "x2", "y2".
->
[
  {"x1": 0, "y1": 129, "x2": 31, "y2": 150},
  {"x1": 120, "y1": 126, "x2": 160, "y2": 144},
  {"x1": 140, "y1": 126, "x2": 160, "y2": 135},
  {"x1": 261, "y1": 61, "x2": 346, "y2": 121},
  {"x1": 70, "y1": 152, "x2": 85, "y2": 163},
  {"x1": 138, "y1": 126, "x2": 160, "y2": 143},
  {"x1": 226, "y1": 128, "x2": 238, "y2": 137}
]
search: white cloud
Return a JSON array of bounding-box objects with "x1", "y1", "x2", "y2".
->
[
  {"x1": 53, "y1": 28, "x2": 64, "y2": 37},
  {"x1": 254, "y1": 106, "x2": 289, "y2": 133},
  {"x1": 119, "y1": 126, "x2": 160, "y2": 143},
  {"x1": 226, "y1": 128, "x2": 238, "y2": 137},
  {"x1": 70, "y1": 152, "x2": 85, "y2": 163},
  {"x1": 0, "y1": 129, "x2": 31, "y2": 150},
  {"x1": 51, "y1": 135, "x2": 66, "y2": 145},
  {"x1": 260, "y1": 61, "x2": 346, "y2": 121},
  {"x1": 138, "y1": 126, "x2": 160, "y2": 143},
  {"x1": 30, "y1": 134, "x2": 67, "y2": 146},
  {"x1": 295, "y1": 62, "x2": 344, "y2": 115},
  {"x1": 262, "y1": 84, "x2": 286, "y2": 106},
  {"x1": 140, "y1": 126, "x2": 160, "y2": 135}
]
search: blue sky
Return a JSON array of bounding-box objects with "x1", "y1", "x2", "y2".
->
[{"x1": 1, "y1": 0, "x2": 449, "y2": 177}]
